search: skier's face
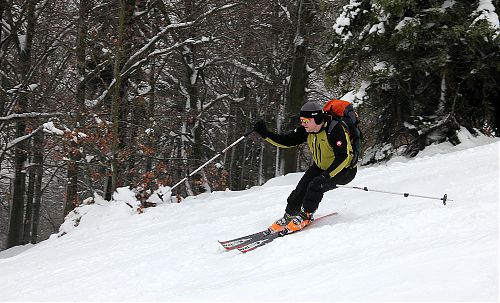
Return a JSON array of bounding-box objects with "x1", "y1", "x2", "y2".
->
[{"x1": 300, "y1": 117, "x2": 322, "y2": 133}]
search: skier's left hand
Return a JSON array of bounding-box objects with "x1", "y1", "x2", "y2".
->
[{"x1": 253, "y1": 120, "x2": 269, "y2": 138}]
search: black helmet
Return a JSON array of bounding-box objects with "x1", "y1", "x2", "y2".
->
[{"x1": 300, "y1": 102, "x2": 325, "y2": 124}]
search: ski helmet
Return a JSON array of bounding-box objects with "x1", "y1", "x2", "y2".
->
[{"x1": 300, "y1": 101, "x2": 325, "y2": 124}]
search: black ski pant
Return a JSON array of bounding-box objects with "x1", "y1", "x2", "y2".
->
[{"x1": 285, "y1": 164, "x2": 357, "y2": 215}]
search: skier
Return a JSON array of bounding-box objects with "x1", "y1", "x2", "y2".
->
[{"x1": 253, "y1": 101, "x2": 357, "y2": 233}]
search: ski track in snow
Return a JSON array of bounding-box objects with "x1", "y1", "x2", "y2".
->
[{"x1": 0, "y1": 134, "x2": 498, "y2": 301}]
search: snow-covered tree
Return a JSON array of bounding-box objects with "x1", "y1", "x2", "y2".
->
[{"x1": 326, "y1": 0, "x2": 499, "y2": 163}]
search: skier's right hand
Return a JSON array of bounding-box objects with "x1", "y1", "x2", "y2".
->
[{"x1": 253, "y1": 120, "x2": 268, "y2": 138}]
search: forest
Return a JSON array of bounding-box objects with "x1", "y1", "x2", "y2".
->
[{"x1": 1, "y1": 0, "x2": 498, "y2": 250}]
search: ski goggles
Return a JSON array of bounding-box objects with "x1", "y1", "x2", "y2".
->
[{"x1": 300, "y1": 117, "x2": 312, "y2": 124}]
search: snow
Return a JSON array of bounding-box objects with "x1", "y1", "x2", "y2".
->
[
  {"x1": 395, "y1": 17, "x2": 416, "y2": 31},
  {"x1": 231, "y1": 59, "x2": 271, "y2": 83},
  {"x1": 341, "y1": 80, "x2": 369, "y2": 107},
  {"x1": 294, "y1": 35, "x2": 304, "y2": 46},
  {"x1": 333, "y1": 1, "x2": 362, "y2": 41},
  {"x1": 441, "y1": 0, "x2": 456, "y2": 10},
  {"x1": 5, "y1": 125, "x2": 44, "y2": 149},
  {"x1": 0, "y1": 132, "x2": 498, "y2": 301},
  {"x1": 18, "y1": 34, "x2": 27, "y2": 52},
  {"x1": 42, "y1": 122, "x2": 64, "y2": 135},
  {"x1": 472, "y1": 0, "x2": 500, "y2": 37},
  {"x1": 27, "y1": 83, "x2": 39, "y2": 91},
  {"x1": 368, "y1": 22, "x2": 385, "y2": 34},
  {"x1": 279, "y1": 2, "x2": 291, "y2": 20},
  {"x1": 373, "y1": 61, "x2": 388, "y2": 71}
]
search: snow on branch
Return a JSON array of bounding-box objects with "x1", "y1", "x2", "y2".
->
[
  {"x1": 472, "y1": 0, "x2": 500, "y2": 37},
  {"x1": 333, "y1": 1, "x2": 362, "y2": 41},
  {"x1": 196, "y1": 94, "x2": 244, "y2": 118},
  {"x1": 90, "y1": 3, "x2": 241, "y2": 108},
  {"x1": 122, "y1": 2, "x2": 240, "y2": 77},
  {"x1": 121, "y1": 38, "x2": 198, "y2": 78},
  {"x1": 0, "y1": 112, "x2": 62, "y2": 121},
  {"x1": 230, "y1": 59, "x2": 272, "y2": 83},
  {"x1": 5, "y1": 125, "x2": 44, "y2": 150},
  {"x1": 121, "y1": 3, "x2": 240, "y2": 74},
  {"x1": 3, "y1": 121, "x2": 65, "y2": 151},
  {"x1": 42, "y1": 121, "x2": 65, "y2": 135}
]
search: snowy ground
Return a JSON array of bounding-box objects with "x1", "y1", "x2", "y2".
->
[{"x1": 0, "y1": 129, "x2": 498, "y2": 301}]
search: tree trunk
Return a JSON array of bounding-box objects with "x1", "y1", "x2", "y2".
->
[
  {"x1": 23, "y1": 152, "x2": 35, "y2": 244},
  {"x1": 65, "y1": 0, "x2": 89, "y2": 215},
  {"x1": 111, "y1": 0, "x2": 135, "y2": 193},
  {"x1": 7, "y1": 131, "x2": 27, "y2": 248},
  {"x1": 30, "y1": 131, "x2": 44, "y2": 244},
  {"x1": 181, "y1": 0, "x2": 203, "y2": 194},
  {"x1": 145, "y1": 61, "x2": 156, "y2": 173},
  {"x1": 0, "y1": 0, "x2": 6, "y2": 116},
  {"x1": 7, "y1": 0, "x2": 36, "y2": 249},
  {"x1": 65, "y1": 160, "x2": 78, "y2": 215},
  {"x1": 284, "y1": 0, "x2": 316, "y2": 174}
]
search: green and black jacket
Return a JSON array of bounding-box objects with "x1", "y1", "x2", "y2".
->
[{"x1": 264, "y1": 121, "x2": 354, "y2": 178}]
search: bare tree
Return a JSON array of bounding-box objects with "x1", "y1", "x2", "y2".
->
[
  {"x1": 6, "y1": 0, "x2": 37, "y2": 248},
  {"x1": 64, "y1": 0, "x2": 90, "y2": 216}
]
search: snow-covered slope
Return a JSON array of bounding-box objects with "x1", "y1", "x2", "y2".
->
[{"x1": 0, "y1": 131, "x2": 498, "y2": 301}]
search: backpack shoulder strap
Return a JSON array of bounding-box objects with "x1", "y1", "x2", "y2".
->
[
  {"x1": 327, "y1": 119, "x2": 339, "y2": 134},
  {"x1": 326, "y1": 119, "x2": 350, "y2": 146},
  {"x1": 328, "y1": 117, "x2": 350, "y2": 135}
]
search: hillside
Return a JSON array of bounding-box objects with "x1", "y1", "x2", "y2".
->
[{"x1": 0, "y1": 129, "x2": 498, "y2": 301}]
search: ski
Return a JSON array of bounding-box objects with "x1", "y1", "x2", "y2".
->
[
  {"x1": 236, "y1": 232, "x2": 281, "y2": 253},
  {"x1": 218, "y1": 229, "x2": 272, "y2": 250},
  {"x1": 237, "y1": 212, "x2": 338, "y2": 253}
]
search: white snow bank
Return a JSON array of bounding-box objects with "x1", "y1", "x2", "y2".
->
[{"x1": 0, "y1": 133, "x2": 497, "y2": 301}]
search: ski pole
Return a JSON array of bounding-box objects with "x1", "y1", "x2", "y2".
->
[
  {"x1": 169, "y1": 129, "x2": 255, "y2": 192},
  {"x1": 336, "y1": 185, "x2": 452, "y2": 205}
]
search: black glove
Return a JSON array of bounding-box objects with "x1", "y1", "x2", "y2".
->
[{"x1": 253, "y1": 120, "x2": 269, "y2": 138}]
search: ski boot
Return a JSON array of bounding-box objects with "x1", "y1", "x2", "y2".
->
[
  {"x1": 287, "y1": 210, "x2": 313, "y2": 232},
  {"x1": 268, "y1": 213, "x2": 293, "y2": 233}
]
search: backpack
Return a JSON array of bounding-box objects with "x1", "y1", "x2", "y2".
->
[{"x1": 323, "y1": 99, "x2": 362, "y2": 168}]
